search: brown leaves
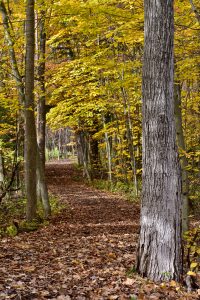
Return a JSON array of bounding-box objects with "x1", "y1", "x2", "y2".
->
[{"x1": 0, "y1": 162, "x2": 199, "y2": 299}]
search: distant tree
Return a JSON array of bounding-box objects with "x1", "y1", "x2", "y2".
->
[{"x1": 136, "y1": 0, "x2": 183, "y2": 281}]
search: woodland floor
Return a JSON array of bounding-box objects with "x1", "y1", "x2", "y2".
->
[{"x1": 0, "y1": 160, "x2": 199, "y2": 300}]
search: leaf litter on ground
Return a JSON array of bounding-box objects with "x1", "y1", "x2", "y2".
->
[{"x1": 0, "y1": 160, "x2": 199, "y2": 299}]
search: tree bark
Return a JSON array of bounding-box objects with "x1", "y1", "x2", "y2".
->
[
  {"x1": 102, "y1": 115, "x2": 112, "y2": 183},
  {"x1": 36, "y1": 147, "x2": 51, "y2": 218},
  {"x1": 189, "y1": 0, "x2": 200, "y2": 25},
  {"x1": 121, "y1": 85, "x2": 138, "y2": 195},
  {"x1": 36, "y1": 4, "x2": 46, "y2": 168},
  {"x1": 25, "y1": 0, "x2": 37, "y2": 221},
  {"x1": 76, "y1": 130, "x2": 91, "y2": 181},
  {"x1": 174, "y1": 82, "x2": 189, "y2": 233},
  {"x1": 0, "y1": 151, "x2": 4, "y2": 186},
  {"x1": 136, "y1": 0, "x2": 183, "y2": 281}
]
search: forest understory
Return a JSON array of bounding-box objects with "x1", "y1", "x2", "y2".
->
[{"x1": 0, "y1": 161, "x2": 199, "y2": 300}]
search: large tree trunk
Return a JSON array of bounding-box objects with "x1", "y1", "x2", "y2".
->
[
  {"x1": 24, "y1": 0, "x2": 37, "y2": 221},
  {"x1": 136, "y1": 0, "x2": 183, "y2": 282}
]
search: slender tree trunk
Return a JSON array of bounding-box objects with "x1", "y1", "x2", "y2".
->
[
  {"x1": 36, "y1": 3, "x2": 46, "y2": 168},
  {"x1": 174, "y1": 82, "x2": 189, "y2": 233},
  {"x1": 36, "y1": 148, "x2": 51, "y2": 218},
  {"x1": 136, "y1": 0, "x2": 182, "y2": 281},
  {"x1": 0, "y1": 1, "x2": 25, "y2": 104},
  {"x1": 76, "y1": 133, "x2": 83, "y2": 166},
  {"x1": 0, "y1": 151, "x2": 4, "y2": 186},
  {"x1": 189, "y1": 0, "x2": 200, "y2": 24},
  {"x1": 90, "y1": 136, "x2": 100, "y2": 178},
  {"x1": 1, "y1": 0, "x2": 50, "y2": 218},
  {"x1": 121, "y1": 85, "x2": 138, "y2": 195},
  {"x1": 114, "y1": 112, "x2": 128, "y2": 182},
  {"x1": 35, "y1": 3, "x2": 51, "y2": 217},
  {"x1": 58, "y1": 129, "x2": 61, "y2": 160},
  {"x1": 102, "y1": 115, "x2": 112, "y2": 183},
  {"x1": 25, "y1": 0, "x2": 37, "y2": 221},
  {"x1": 76, "y1": 131, "x2": 91, "y2": 181}
]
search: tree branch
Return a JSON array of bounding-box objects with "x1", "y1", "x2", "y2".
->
[
  {"x1": 0, "y1": 0, "x2": 25, "y2": 104},
  {"x1": 189, "y1": 0, "x2": 200, "y2": 25}
]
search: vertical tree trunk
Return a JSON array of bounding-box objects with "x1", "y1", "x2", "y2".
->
[
  {"x1": 136, "y1": 0, "x2": 182, "y2": 281},
  {"x1": 76, "y1": 130, "x2": 91, "y2": 181},
  {"x1": 0, "y1": 151, "x2": 4, "y2": 186},
  {"x1": 25, "y1": 0, "x2": 37, "y2": 221},
  {"x1": 1, "y1": 0, "x2": 50, "y2": 218},
  {"x1": 0, "y1": 1, "x2": 25, "y2": 105},
  {"x1": 102, "y1": 115, "x2": 112, "y2": 183},
  {"x1": 121, "y1": 85, "x2": 138, "y2": 195},
  {"x1": 174, "y1": 82, "x2": 189, "y2": 233},
  {"x1": 37, "y1": 4, "x2": 46, "y2": 168},
  {"x1": 90, "y1": 136, "x2": 100, "y2": 178},
  {"x1": 114, "y1": 112, "x2": 128, "y2": 182},
  {"x1": 189, "y1": 0, "x2": 200, "y2": 24},
  {"x1": 36, "y1": 147, "x2": 51, "y2": 218}
]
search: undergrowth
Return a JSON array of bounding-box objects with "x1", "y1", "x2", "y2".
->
[
  {"x1": 0, "y1": 194, "x2": 65, "y2": 238},
  {"x1": 91, "y1": 178, "x2": 141, "y2": 202}
]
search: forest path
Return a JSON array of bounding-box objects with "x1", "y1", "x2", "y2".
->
[
  {"x1": 1, "y1": 161, "x2": 198, "y2": 299},
  {"x1": 46, "y1": 160, "x2": 139, "y2": 237},
  {"x1": 0, "y1": 160, "x2": 141, "y2": 300}
]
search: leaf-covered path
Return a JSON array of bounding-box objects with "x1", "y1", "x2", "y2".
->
[
  {"x1": 47, "y1": 161, "x2": 139, "y2": 237},
  {"x1": 0, "y1": 161, "x2": 199, "y2": 299}
]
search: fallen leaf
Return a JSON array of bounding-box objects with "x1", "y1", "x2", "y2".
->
[
  {"x1": 23, "y1": 266, "x2": 36, "y2": 272},
  {"x1": 124, "y1": 278, "x2": 135, "y2": 285},
  {"x1": 170, "y1": 280, "x2": 177, "y2": 287}
]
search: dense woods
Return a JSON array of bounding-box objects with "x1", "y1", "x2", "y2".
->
[{"x1": 0, "y1": 0, "x2": 199, "y2": 298}]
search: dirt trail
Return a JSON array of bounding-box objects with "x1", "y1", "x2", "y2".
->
[{"x1": 0, "y1": 161, "x2": 140, "y2": 300}]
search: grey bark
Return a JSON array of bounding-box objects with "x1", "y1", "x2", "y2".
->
[
  {"x1": 35, "y1": 8, "x2": 51, "y2": 216},
  {"x1": 0, "y1": 151, "x2": 4, "y2": 185},
  {"x1": 121, "y1": 85, "x2": 138, "y2": 195},
  {"x1": 102, "y1": 115, "x2": 112, "y2": 183},
  {"x1": 76, "y1": 131, "x2": 91, "y2": 181},
  {"x1": 114, "y1": 112, "x2": 128, "y2": 182},
  {"x1": 36, "y1": 148, "x2": 51, "y2": 218},
  {"x1": 37, "y1": 6, "x2": 46, "y2": 167},
  {"x1": 25, "y1": 0, "x2": 37, "y2": 221},
  {"x1": 136, "y1": 0, "x2": 183, "y2": 281},
  {"x1": 174, "y1": 82, "x2": 189, "y2": 233}
]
